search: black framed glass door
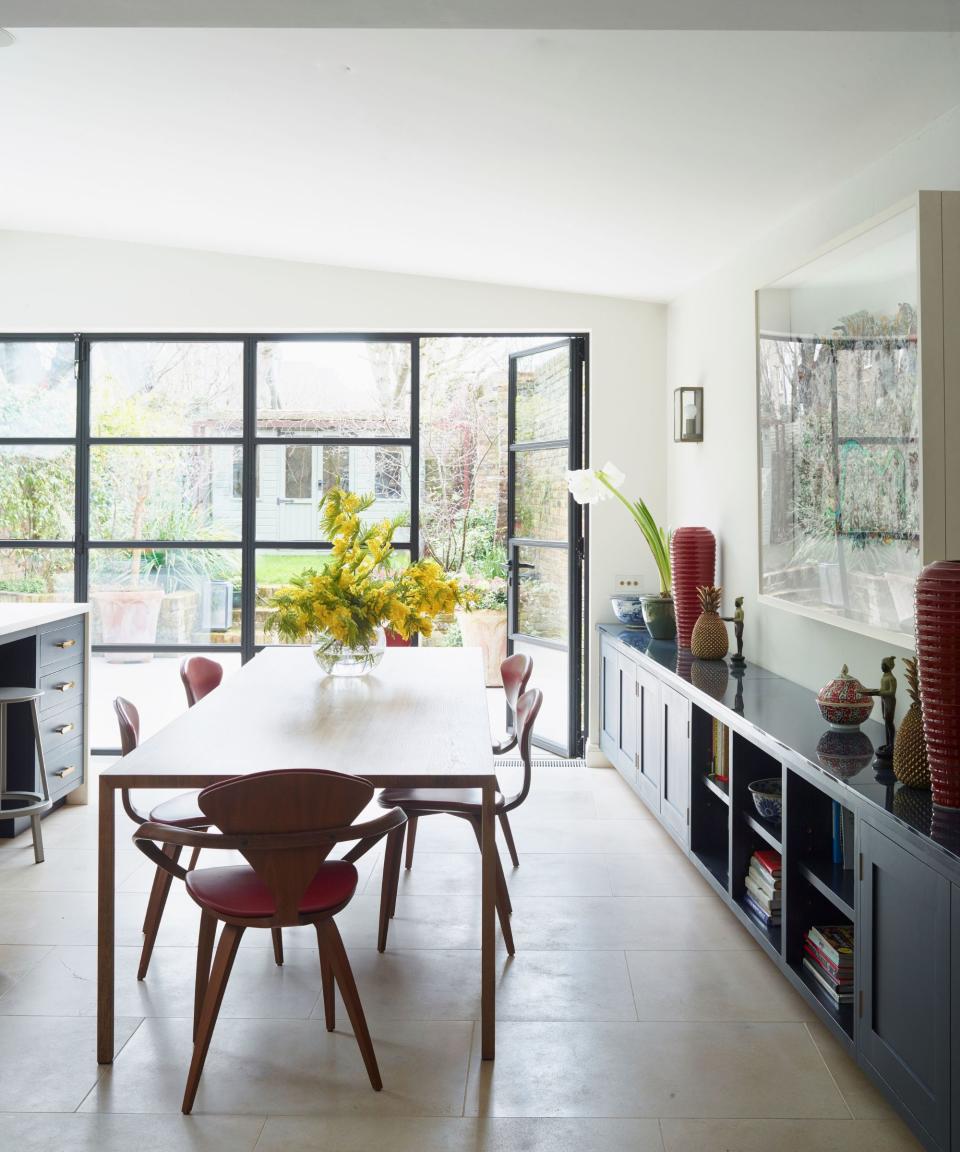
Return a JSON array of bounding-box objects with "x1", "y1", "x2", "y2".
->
[{"x1": 507, "y1": 338, "x2": 586, "y2": 757}]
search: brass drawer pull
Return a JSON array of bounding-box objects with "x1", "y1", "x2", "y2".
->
[
  {"x1": 54, "y1": 765, "x2": 76, "y2": 779},
  {"x1": 55, "y1": 638, "x2": 77, "y2": 649},
  {"x1": 54, "y1": 722, "x2": 75, "y2": 735},
  {"x1": 55, "y1": 681, "x2": 76, "y2": 693}
]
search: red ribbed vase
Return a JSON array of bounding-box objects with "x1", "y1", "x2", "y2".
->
[
  {"x1": 915, "y1": 561, "x2": 960, "y2": 809},
  {"x1": 670, "y1": 526, "x2": 716, "y2": 650}
]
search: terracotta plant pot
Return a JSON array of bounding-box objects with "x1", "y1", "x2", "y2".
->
[
  {"x1": 915, "y1": 561, "x2": 960, "y2": 809},
  {"x1": 457, "y1": 608, "x2": 508, "y2": 687},
  {"x1": 670, "y1": 527, "x2": 716, "y2": 650}
]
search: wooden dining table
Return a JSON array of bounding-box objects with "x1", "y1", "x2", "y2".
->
[{"x1": 96, "y1": 645, "x2": 500, "y2": 1063}]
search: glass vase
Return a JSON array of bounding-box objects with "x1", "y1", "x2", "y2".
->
[{"x1": 313, "y1": 626, "x2": 387, "y2": 677}]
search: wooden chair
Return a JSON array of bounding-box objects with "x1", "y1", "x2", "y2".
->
[
  {"x1": 376, "y1": 686, "x2": 543, "y2": 955},
  {"x1": 133, "y1": 768, "x2": 405, "y2": 1113},
  {"x1": 402, "y1": 652, "x2": 532, "y2": 872},
  {"x1": 113, "y1": 696, "x2": 284, "y2": 977},
  {"x1": 179, "y1": 656, "x2": 224, "y2": 708}
]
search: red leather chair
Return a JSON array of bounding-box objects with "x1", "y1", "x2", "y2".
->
[
  {"x1": 113, "y1": 696, "x2": 284, "y2": 976},
  {"x1": 179, "y1": 656, "x2": 224, "y2": 708},
  {"x1": 376, "y1": 687, "x2": 543, "y2": 955},
  {"x1": 133, "y1": 768, "x2": 405, "y2": 1113},
  {"x1": 402, "y1": 652, "x2": 533, "y2": 872}
]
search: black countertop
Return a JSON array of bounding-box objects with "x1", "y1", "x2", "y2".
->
[{"x1": 598, "y1": 622, "x2": 960, "y2": 869}]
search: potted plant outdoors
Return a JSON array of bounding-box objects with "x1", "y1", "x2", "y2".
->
[
  {"x1": 458, "y1": 577, "x2": 508, "y2": 687},
  {"x1": 266, "y1": 488, "x2": 472, "y2": 676},
  {"x1": 568, "y1": 461, "x2": 675, "y2": 640}
]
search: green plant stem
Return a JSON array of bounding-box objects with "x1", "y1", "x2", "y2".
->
[{"x1": 597, "y1": 473, "x2": 671, "y2": 595}]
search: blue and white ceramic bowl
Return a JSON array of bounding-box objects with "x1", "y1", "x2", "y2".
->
[
  {"x1": 748, "y1": 777, "x2": 783, "y2": 823},
  {"x1": 610, "y1": 595, "x2": 646, "y2": 628}
]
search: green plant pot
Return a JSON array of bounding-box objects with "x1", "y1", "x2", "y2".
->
[{"x1": 641, "y1": 594, "x2": 676, "y2": 641}]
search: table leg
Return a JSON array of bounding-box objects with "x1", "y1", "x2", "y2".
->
[
  {"x1": 480, "y1": 779, "x2": 495, "y2": 1060},
  {"x1": 97, "y1": 776, "x2": 116, "y2": 1063}
]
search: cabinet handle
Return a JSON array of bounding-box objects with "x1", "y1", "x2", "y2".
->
[
  {"x1": 55, "y1": 638, "x2": 76, "y2": 649},
  {"x1": 54, "y1": 722, "x2": 75, "y2": 735},
  {"x1": 54, "y1": 765, "x2": 76, "y2": 779},
  {"x1": 55, "y1": 681, "x2": 75, "y2": 693}
]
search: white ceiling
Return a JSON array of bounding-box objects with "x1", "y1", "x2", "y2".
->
[{"x1": 2, "y1": 27, "x2": 960, "y2": 300}]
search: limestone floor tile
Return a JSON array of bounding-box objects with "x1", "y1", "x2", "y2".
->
[
  {"x1": 660, "y1": 1118, "x2": 923, "y2": 1151},
  {"x1": 465, "y1": 1020, "x2": 850, "y2": 1119},
  {"x1": 0, "y1": 944, "x2": 325, "y2": 1020},
  {"x1": 336, "y1": 893, "x2": 488, "y2": 951},
  {"x1": 504, "y1": 790, "x2": 599, "y2": 820},
  {"x1": 805, "y1": 1019, "x2": 903, "y2": 1120},
  {"x1": 0, "y1": 1015, "x2": 141, "y2": 1112},
  {"x1": 0, "y1": 943, "x2": 51, "y2": 996},
  {"x1": 82, "y1": 1016, "x2": 473, "y2": 1116},
  {"x1": 592, "y1": 785, "x2": 658, "y2": 820},
  {"x1": 256, "y1": 1116, "x2": 666, "y2": 1152},
  {"x1": 506, "y1": 815, "x2": 679, "y2": 855},
  {"x1": 606, "y1": 853, "x2": 712, "y2": 896},
  {"x1": 509, "y1": 895, "x2": 758, "y2": 951},
  {"x1": 0, "y1": 847, "x2": 143, "y2": 891},
  {"x1": 311, "y1": 948, "x2": 637, "y2": 1023},
  {"x1": 383, "y1": 851, "x2": 613, "y2": 898},
  {"x1": 0, "y1": 1113, "x2": 266, "y2": 1152},
  {"x1": 626, "y1": 949, "x2": 815, "y2": 1022}
]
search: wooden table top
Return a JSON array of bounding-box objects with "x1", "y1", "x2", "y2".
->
[{"x1": 101, "y1": 645, "x2": 496, "y2": 789}]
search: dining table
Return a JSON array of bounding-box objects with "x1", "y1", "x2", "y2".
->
[{"x1": 96, "y1": 644, "x2": 500, "y2": 1063}]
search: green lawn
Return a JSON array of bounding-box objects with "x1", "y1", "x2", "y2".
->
[{"x1": 256, "y1": 553, "x2": 331, "y2": 585}]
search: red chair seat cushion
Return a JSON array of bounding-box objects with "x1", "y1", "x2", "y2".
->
[
  {"x1": 149, "y1": 791, "x2": 206, "y2": 827},
  {"x1": 186, "y1": 861, "x2": 358, "y2": 919},
  {"x1": 380, "y1": 787, "x2": 506, "y2": 814}
]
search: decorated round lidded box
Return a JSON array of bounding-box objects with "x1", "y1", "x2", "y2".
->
[{"x1": 816, "y1": 665, "x2": 874, "y2": 730}]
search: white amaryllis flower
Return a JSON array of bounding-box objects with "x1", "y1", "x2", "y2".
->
[
  {"x1": 599, "y1": 461, "x2": 625, "y2": 489},
  {"x1": 567, "y1": 468, "x2": 609, "y2": 504}
]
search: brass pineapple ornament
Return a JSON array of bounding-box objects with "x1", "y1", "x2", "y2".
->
[
  {"x1": 893, "y1": 657, "x2": 930, "y2": 789},
  {"x1": 690, "y1": 585, "x2": 729, "y2": 660}
]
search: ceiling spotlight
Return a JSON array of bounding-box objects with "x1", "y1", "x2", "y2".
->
[{"x1": 0, "y1": 29, "x2": 15, "y2": 47}]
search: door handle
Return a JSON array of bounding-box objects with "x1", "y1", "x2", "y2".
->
[
  {"x1": 54, "y1": 722, "x2": 75, "y2": 736},
  {"x1": 55, "y1": 681, "x2": 75, "y2": 693},
  {"x1": 54, "y1": 765, "x2": 76, "y2": 779},
  {"x1": 515, "y1": 562, "x2": 536, "y2": 570},
  {"x1": 55, "y1": 638, "x2": 76, "y2": 649}
]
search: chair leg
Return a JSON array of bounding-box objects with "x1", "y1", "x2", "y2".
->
[
  {"x1": 182, "y1": 922, "x2": 245, "y2": 1114},
  {"x1": 389, "y1": 821, "x2": 404, "y2": 919},
  {"x1": 318, "y1": 919, "x2": 381, "y2": 1091},
  {"x1": 271, "y1": 927, "x2": 284, "y2": 966},
  {"x1": 469, "y1": 819, "x2": 515, "y2": 955},
  {"x1": 30, "y1": 812, "x2": 45, "y2": 865},
  {"x1": 499, "y1": 810, "x2": 520, "y2": 869},
  {"x1": 187, "y1": 846, "x2": 201, "y2": 871},
  {"x1": 138, "y1": 844, "x2": 183, "y2": 980},
  {"x1": 194, "y1": 911, "x2": 217, "y2": 1043},
  {"x1": 316, "y1": 923, "x2": 336, "y2": 1031},
  {"x1": 378, "y1": 826, "x2": 402, "y2": 953},
  {"x1": 404, "y1": 815, "x2": 418, "y2": 869}
]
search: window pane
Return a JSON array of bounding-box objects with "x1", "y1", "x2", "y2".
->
[
  {"x1": 513, "y1": 446, "x2": 568, "y2": 541},
  {"x1": 90, "y1": 341, "x2": 243, "y2": 437},
  {"x1": 90, "y1": 651, "x2": 240, "y2": 749},
  {"x1": 515, "y1": 345, "x2": 569, "y2": 443},
  {"x1": 516, "y1": 545, "x2": 568, "y2": 642},
  {"x1": 0, "y1": 445, "x2": 75, "y2": 540},
  {"x1": 255, "y1": 445, "x2": 410, "y2": 543},
  {"x1": 0, "y1": 548, "x2": 74, "y2": 600},
  {"x1": 89, "y1": 444, "x2": 242, "y2": 540},
  {"x1": 0, "y1": 340, "x2": 76, "y2": 438},
  {"x1": 512, "y1": 638, "x2": 568, "y2": 749},
  {"x1": 256, "y1": 340, "x2": 410, "y2": 437},
  {"x1": 89, "y1": 548, "x2": 241, "y2": 644}
]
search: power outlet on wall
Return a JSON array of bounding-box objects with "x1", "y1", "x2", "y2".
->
[{"x1": 614, "y1": 575, "x2": 646, "y2": 591}]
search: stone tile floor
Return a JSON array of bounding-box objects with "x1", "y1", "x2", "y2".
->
[{"x1": 0, "y1": 753, "x2": 922, "y2": 1150}]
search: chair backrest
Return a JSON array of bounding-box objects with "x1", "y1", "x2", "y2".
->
[
  {"x1": 197, "y1": 768, "x2": 374, "y2": 922},
  {"x1": 180, "y1": 656, "x2": 223, "y2": 707},
  {"x1": 505, "y1": 686, "x2": 543, "y2": 811},
  {"x1": 501, "y1": 653, "x2": 533, "y2": 715},
  {"x1": 113, "y1": 696, "x2": 140, "y2": 756}
]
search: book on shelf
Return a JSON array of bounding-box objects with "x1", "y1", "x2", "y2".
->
[
  {"x1": 747, "y1": 860, "x2": 781, "y2": 893},
  {"x1": 743, "y1": 889, "x2": 781, "y2": 927},
  {"x1": 803, "y1": 957, "x2": 854, "y2": 1005},
  {"x1": 744, "y1": 872, "x2": 781, "y2": 912},
  {"x1": 753, "y1": 848, "x2": 782, "y2": 878},
  {"x1": 831, "y1": 802, "x2": 856, "y2": 871},
  {"x1": 807, "y1": 924, "x2": 854, "y2": 968},
  {"x1": 803, "y1": 939, "x2": 852, "y2": 984}
]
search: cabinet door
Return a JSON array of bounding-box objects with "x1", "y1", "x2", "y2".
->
[
  {"x1": 660, "y1": 683, "x2": 690, "y2": 844},
  {"x1": 599, "y1": 636, "x2": 620, "y2": 766},
  {"x1": 617, "y1": 652, "x2": 639, "y2": 783},
  {"x1": 636, "y1": 664, "x2": 661, "y2": 811},
  {"x1": 860, "y1": 821, "x2": 950, "y2": 1149},
  {"x1": 953, "y1": 885, "x2": 960, "y2": 1152}
]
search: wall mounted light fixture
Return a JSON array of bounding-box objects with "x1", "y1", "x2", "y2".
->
[{"x1": 674, "y1": 387, "x2": 703, "y2": 442}]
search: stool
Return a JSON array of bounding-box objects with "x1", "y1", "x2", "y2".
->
[{"x1": 0, "y1": 688, "x2": 52, "y2": 864}]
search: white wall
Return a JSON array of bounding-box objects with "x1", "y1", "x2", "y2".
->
[
  {"x1": 666, "y1": 103, "x2": 960, "y2": 720},
  {"x1": 0, "y1": 227, "x2": 668, "y2": 754}
]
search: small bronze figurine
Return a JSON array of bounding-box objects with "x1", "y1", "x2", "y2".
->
[
  {"x1": 867, "y1": 656, "x2": 897, "y2": 761},
  {"x1": 723, "y1": 596, "x2": 746, "y2": 666}
]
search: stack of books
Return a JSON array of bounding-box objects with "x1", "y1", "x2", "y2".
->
[
  {"x1": 803, "y1": 924, "x2": 854, "y2": 1007},
  {"x1": 743, "y1": 849, "x2": 781, "y2": 929}
]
